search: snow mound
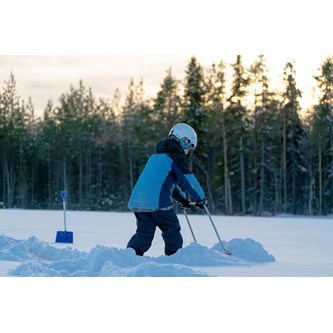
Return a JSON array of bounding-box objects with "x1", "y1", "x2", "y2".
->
[
  {"x1": 212, "y1": 238, "x2": 275, "y2": 263},
  {"x1": 156, "y1": 242, "x2": 243, "y2": 266},
  {"x1": 0, "y1": 235, "x2": 275, "y2": 277},
  {"x1": 0, "y1": 234, "x2": 82, "y2": 262}
]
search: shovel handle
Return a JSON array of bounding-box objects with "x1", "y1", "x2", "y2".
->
[{"x1": 60, "y1": 191, "x2": 68, "y2": 231}]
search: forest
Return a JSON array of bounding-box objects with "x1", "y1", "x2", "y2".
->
[{"x1": 0, "y1": 55, "x2": 333, "y2": 216}]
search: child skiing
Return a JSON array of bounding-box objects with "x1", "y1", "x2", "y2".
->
[{"x1": 127, "y1": 123, "x2": 207, "y2": 256}]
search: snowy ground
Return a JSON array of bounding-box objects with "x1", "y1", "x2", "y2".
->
[
  {"x1": 1, "y1": 209, "x2": 332, "y2": 332},
  {"x1": 1, "y1": 209, "x2": 332, "y2": 277}
]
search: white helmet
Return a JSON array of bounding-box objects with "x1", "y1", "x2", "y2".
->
[{"x1": 168, "y1": 123, "x2": 198, "y2": 150}]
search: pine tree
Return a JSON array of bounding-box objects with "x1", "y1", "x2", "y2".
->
[
  {"x1": 182, "y1": 56, "x2": 208, "y2": 197},
  {"x1": 226, "y1": 55, "x2": 250, "y2": 214},
  {"x1": 37, "y1": 100, "x2": 60, "y2": 208},
  {"x1": 55, "y1": 81, "x2": 100, "y2": 208},
  {"x1": 311, "y1": 57, "x2": 333, "y2": 214},
  {"x1": 153, "y1": 67, "x2": 182, "y2": 134},
  {"x1": 18, "y1": 97, "x2": 37, "y2": 208},
  {"x1": 249, "y1": 55, "x2": 280, "y2": 215},
  {"x1": 95, "y1": 94, "x2": 123, "y2": 210},
  {"x1": 281, "y1": 61, "x2": 307, "y2": 214},
  {"x1": 0, "y1": 73, "x2": 25, "y2": 207},
  {"x1": 121, "y1": 79, "x2": 155, "y2": 201},
  {"x1": 204, "y1": 61, "x2": 231, "y2": 213}
]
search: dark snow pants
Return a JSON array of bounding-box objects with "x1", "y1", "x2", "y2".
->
[{"x1": 127, "y1": 209, "x2": 183, "y2": 255}]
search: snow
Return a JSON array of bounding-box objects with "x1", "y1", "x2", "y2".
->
[
  {"x1": 1, "y1": 209, "x2": 332, "y2": 332},
  {"x1": 0, "y1": 235, "x2": 275, "y2": 277},
  {"x1": 2, "y1": 208, "x2": 331, "y2": 277}
]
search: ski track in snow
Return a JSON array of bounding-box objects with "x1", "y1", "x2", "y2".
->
[{"x1": 0, "y1": 234, "x2": 275, "y2": 277}]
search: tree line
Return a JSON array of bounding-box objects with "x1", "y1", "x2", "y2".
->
[{"x1": 0, "y1": 55, "x2": 333, "y2": 216}]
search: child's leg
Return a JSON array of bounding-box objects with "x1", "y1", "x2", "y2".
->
[
  {"x1": 153, "y1": 209, "x2": 183, "y2": 255},
  {"x1": 127, "y1": 212, "x2": 156, "y2": 255}
]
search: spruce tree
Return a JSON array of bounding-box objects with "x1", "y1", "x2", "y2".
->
[
  {"x1": 182, "y1": 56, "x2": 208, "y2": 198},
  {"x1": 281, "y1": 61, "x2": 307, "y2": 214},
  {"x1": 0, "y1": 73, "x2": 25, "y2": 207},
  {"x1": 204, "y1": 61, "x2": 231, "y2": 213},
  {"x1": 153, "y1": 67, "x2": 182, "y2": 134},
  {"x1": 311, "y1": 57, "x2": 333, "y2": 214},
  {"x1": 226, "y1": 55, "x2": 250, "y2": 214},
  {"x1": 249, "y1": 55, "x2": 280, "y2": 215}
]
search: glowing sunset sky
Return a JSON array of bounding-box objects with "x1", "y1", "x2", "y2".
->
[
  {"x1": 1, "y1": 0, "x2": 332, "y2": 115},
  {"x1": 0, "y1": 54, "x2": 329, "y2": 115}
]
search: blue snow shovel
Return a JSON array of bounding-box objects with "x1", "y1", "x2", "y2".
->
[{"x1": 55, "y1": 191, "x2": 73, "y2": 243}]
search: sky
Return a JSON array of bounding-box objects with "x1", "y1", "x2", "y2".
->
[
  {"x1": 0, "y1": 54, "x2": 328, "y2": 116},
  {"x1": 0, "y1": 0, "x2": 332, "y2": 116}
]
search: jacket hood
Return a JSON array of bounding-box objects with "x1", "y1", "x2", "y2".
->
[{"x1": 155, "y1": 138, "x2": 184, "y2": 155}]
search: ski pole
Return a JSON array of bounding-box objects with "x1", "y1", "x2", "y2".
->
[
  {"x1": 204, "y1": 205, "x2": 232, "y2": 256},
  {"x1": 184, "y1": 209, "x2": 197, "y2": 243}
]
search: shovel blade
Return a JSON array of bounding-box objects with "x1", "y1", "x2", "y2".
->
[{"x1": 55, "y1": 231, "x2": 73, "y2": 243}]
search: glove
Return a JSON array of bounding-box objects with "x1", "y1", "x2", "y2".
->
[
  {"x1": 195, "y1": 198, "x2": 207, "y2": 209},
  {"x1": 179, "y1": 198, "x2": 192, "y2": 209}
]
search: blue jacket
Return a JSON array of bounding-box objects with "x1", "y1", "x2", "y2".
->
[{"x1": 128, "y1": 139, "x2": 205, "y2": 212}]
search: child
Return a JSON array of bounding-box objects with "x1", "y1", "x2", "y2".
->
[{"x1": 127, "y1": 123, "x2": 207, "y2": 256}]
